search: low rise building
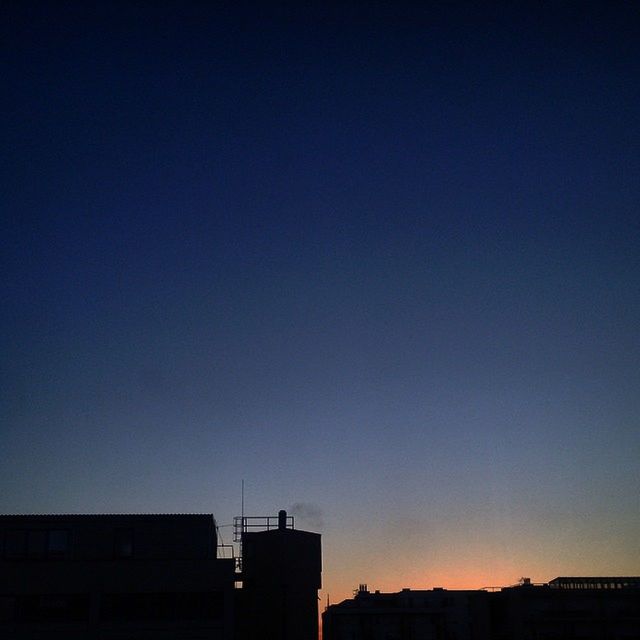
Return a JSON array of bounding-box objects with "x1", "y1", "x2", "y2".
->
[
  {"x1": 323, "y1": 578, "x2": 640, "y2": 640},
  {"x1": 0, "y1": 513, "x2": 236, "y2": 639}
]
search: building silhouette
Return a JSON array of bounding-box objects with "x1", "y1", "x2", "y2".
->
[
  {"x1": 4, "y1": 510, "x2": 639, "y2": 640},
  {"x1": 237, "y1": 510, "x2": 322, "y2": 640},
  {"x1": 322, "y1": 579, "x2": 640, "y2": 640},
  {"x1": 0, "y1": 509, "x2": 321, "y2": 640}
]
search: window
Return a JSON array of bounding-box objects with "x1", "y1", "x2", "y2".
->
[
  {"x1": 0, "y1": 597, "x2": 16, "y2": 622},
  {"x1": 47, "y1": 530, "x2": 70, "y2": 558},
  {"x1": 101, "y1": 592, "x2": 224, "y2": 621},
  {"x1": 27, "y1": 530, "x2": 47, "y2": 558},
  {"x1": 114, "y1": 528, "x2": 134, "y2": 558},
  {"x1": 20, "y1": 594, "x2": 90, "y2": 622},
  {"x1": 5, "y1": 530, "x2": 27, "y2": 558},
  {"x1": 4, "y1": 530, "x2": 71, "y2": 559}
]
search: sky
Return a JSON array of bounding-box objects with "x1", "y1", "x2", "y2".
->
[{"x1": 2, "y1": 1, "x2": 640, "y2": 604}]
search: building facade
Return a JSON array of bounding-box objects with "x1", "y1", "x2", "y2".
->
[
  {"x1": 323, "y1": 579, "x2": 640, "y2": 640},
  {"x1": 238, "y1": 511, "x2": 322, "y2": 640},
  {"x1": 0, "y1": 514, "x2": 236, "y2": 639}
]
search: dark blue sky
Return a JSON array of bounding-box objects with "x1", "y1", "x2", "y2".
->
[{"x1": 2, "y1": 2, "x2": 639, "y2": 597}]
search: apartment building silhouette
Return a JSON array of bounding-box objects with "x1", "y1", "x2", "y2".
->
[{"x1": 0, "y1": 510, "x2": 321, "y2": 640}]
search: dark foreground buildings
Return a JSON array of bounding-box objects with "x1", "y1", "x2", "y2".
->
[
  {"x1": 323, "y1": 579, "x2": 640, "y2": 640},
  {"x1": 2, "y1": 512, "x2": 638, "y2": 640},
  {"x1": 0, "y1": 510, "x2": 321, "y2": 640}
]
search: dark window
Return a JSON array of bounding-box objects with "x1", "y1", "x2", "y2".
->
[
  {"x1": 5, "y1": 530, "x2": 27, "y2": 558},
  {"x1": 0, "y1": 597, "x2": 16, "y2": 622},
  {"x1": 114, "y1": 528, "x2": 134, "y2": 558},
  {"x1": 101, "y1": 592, "x2": 224, "y2": 621},
  {"x1": 4, "y1": 530, "x2": 71, "y2": 559},
  {"x1": 27, "y1": 530, "x2": 47, "y2": 558},
  {"x1": 19, "y1": 594, "x2": 90, "y2": 622},
  {"x1": 47, "y1": 530, "x2": 70, "y2": 558}
]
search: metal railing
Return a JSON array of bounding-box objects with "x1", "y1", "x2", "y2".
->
[{"x1": 233, "y1": 515, "x2": 294, "y2": 542}]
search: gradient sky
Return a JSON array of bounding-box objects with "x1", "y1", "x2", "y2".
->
[{"x1": 2, "y1": 1, "x2": 639, "y2": 604}]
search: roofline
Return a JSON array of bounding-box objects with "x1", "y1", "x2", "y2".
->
[{"x1": 0, "y1": 513, "x2": 215, "y2": 518}]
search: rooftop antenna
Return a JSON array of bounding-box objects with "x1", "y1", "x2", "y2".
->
[{"x1": 237, "y1": 479, "x2": 245, "y2": 573}]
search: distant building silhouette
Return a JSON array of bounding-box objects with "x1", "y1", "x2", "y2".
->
[
  {"x1": 323, "y1": 584, "x2": 490, "y2": 640},
  {"x1": 322, "y1": 578, "x2": 640, "y2": 640},
  {"x1": 0, "y1": 509, "x2": 321, "y2": 640}
]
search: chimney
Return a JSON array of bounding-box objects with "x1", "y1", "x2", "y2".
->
[{"x1": 278, "y1": 509, "x2": 287, "y2": 531}]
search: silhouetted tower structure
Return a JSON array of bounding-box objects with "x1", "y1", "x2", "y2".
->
[{"x1": 236, "y1": 509, "x2": 321, "y2": 640}]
